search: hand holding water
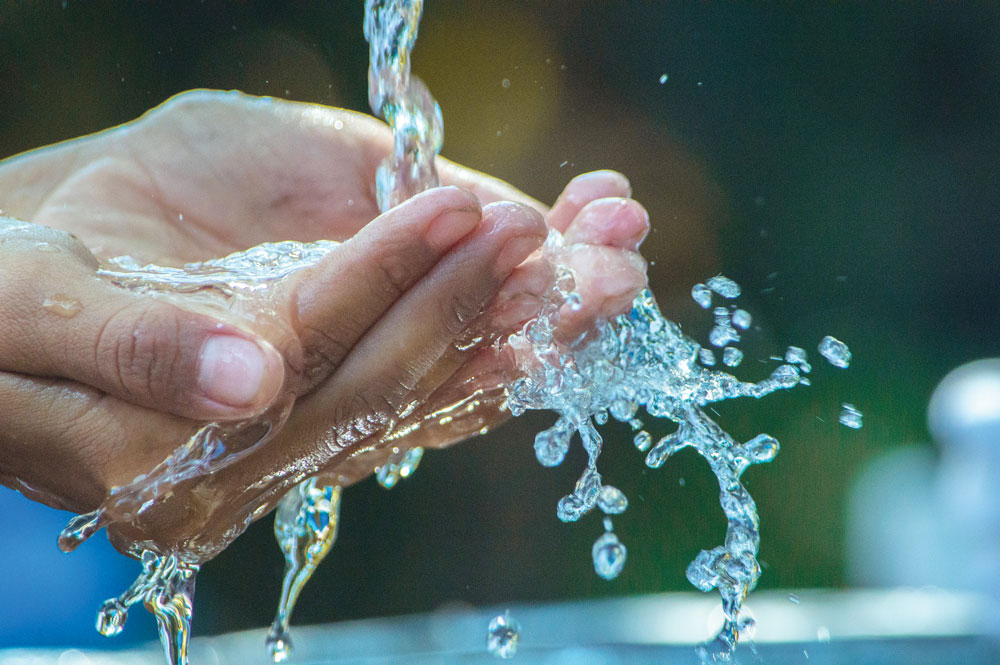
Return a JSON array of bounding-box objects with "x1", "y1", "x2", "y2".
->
[{"x1": 0, "y1": 90, "x2": 649, "y2": 553}]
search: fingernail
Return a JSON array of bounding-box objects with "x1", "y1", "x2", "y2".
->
[
  {"x1": 198, "y1": 335, "x2": 275, "y2": 408},
  {"x1": 427, "y1": 207, "x2": 482, "y2": 250}
]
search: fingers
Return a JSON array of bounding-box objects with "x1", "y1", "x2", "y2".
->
[
  {"x1": 287, "y1": 186, "x2": 483, "y2": 387},
  {"x1": 218, "y1": 202, "x2": 546, "y2": 492},
  {"x1": 546, "y1": 170, "x2": 632, "y2": 232},
  {"x1": 563, "y1": 197, "x2": 650, "y2": 251},
  {"x1": 0, "y1": 221, "x2": 285, "y2": 421},
  {"x1": 0, "y1": 370, "x2": 196, "y2": 514}
]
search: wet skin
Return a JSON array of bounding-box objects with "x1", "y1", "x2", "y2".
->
[{"x1": 0, "y1": 90, "x2": 649, "y2": 559}]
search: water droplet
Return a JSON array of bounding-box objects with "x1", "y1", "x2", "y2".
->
[
  {"x1": 818, "y1": 336, "x2": 851, "y2": 368},
  {"x1": 633, "y1": 430, "x2": 652, "y2": 451},
  {"x1": 96, "y1": 599, "x2": 127, "y2": 636},
  {"x1": 691, "y1": 283, "x2": 712, "y2": 308},
  {"x1": 265, "y1": 624, "x2": 292, "y2": 662},
  {"x1": 817, "y1": 626, "x2": 831, "y2": 643},
  {"x1": 486, "y1": 612, "x2": 520, "y2": 659},
  {"x1": 723, "y1": 347, "x2": 743, "y2": 367},
  {"x1": 42, "y1": 294, "x2": 82, "y2": 318},
  {"x1": 785, "y1": 346, "x2": 807, "y2": 364},
  {"x1": 744, "y1": 434, "x2": 779, "y2": 464},
  {"x1": 787, "y1": 593, "x2": 800, "y2": 604},
  {"x1": 699, "y1": 347, "x2": 717, "y2": 366},
  {"x1": 334, "y1": 119, "x2": 344, "y2": 130},
  {"x1": 535, "y1": 425, "x2": 571, "y2": 467},
  {"x1": 35, "y1": 242, "x2": 60, "y2": 253},
  {"x1": 597, "y1": 485, "x2": 628, "y2": 514},
  {"x1": 706, "y1": 275, "x2": 741, "y2": 298},
  {"x1": 839, "y1": 403, "x2": 863, "y2": 429},
  {"x1": 658, "y1": 73, "x2": 668, "y2": 84},
  {"x1": 732, "y1": 309, "x2": 751, "y2": 329},
  {"x1": 592, "y1": 531, "x2": 627, "y2": 580},
  {"x1": 501, "y1": 78, "x2": 511, "y2": 89},
  {"x1": 609, "y1": 398, "x2": 637, "y2": 421}
]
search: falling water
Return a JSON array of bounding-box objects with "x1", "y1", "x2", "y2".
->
[{"x1": 40, "y1": 2, "x2": 859, "y2": 663}]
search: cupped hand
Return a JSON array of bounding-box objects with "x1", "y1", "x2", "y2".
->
[{"x1": 0, "y1": 90, "x2": 649, "y2": 558}]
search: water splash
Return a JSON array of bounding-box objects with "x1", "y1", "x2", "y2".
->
[
  {"x1": 266, "y1": 480, "x2": 343, "y2": 662},
  {"x1": 505, "y1": 266, "x2": 823, "y2": 653},
  {"x1": 95, "y1": 551, "x2": 198, "y2": 665},
  {"x1": 62, "y1": 242, "x2": 336, "y2": 663}
]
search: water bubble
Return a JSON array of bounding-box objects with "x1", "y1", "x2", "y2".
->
[
  {"x1": 744, "y1": 434, "x2": 779, "y2": 464},
  {"x1": 633, "y1": 430, "x2": 652, "y2": 451},
  {"x1": 597, "y1": 485, "x2": 628, "y2": 514},
  {"x1": 709, "y1": 324, "x2": 739, "y2": 348},
  {"x1": 42, "y1": 294, "x2": 82, "y2": 318},
  {"x1": 265, "y1": 626, "x2": 291, "y2": 662},
  {"x1": 535, "y1": 425, "x2": 571, "y2": 467},
  {"x1": 592, "y1": 531, "x2": 627, "y2": 580},
  {"x1": 96, "y1": 599, "x2": 127, "y2": 636},
  {"x1": 706, "y1": 275, "x2": 741, "y2": 298},
  {"x1": 722, "y1": 347, "x2": 743, "y2": 367},
  {"x1": 818, "y1": 336, "x2": 851, "y2": 368},
  {"x1": 785, "y1": 346, "x2": 807, "y2": 364},
  {"x1": 691, "y1": 283, "x2": 712, "y2": 309},
  {"x1": 699, "y1": 348, "x2": 717, "y2": 366},
  {"x1": 609, "y1": 398, "x2": 638, "y2": 422},
  {"x1": 839, "y1": 403, "x2": 863, "y2": 429},
  {"x1": 501, "y1": 78, "x2": 511, "y2": 89},
  {"x1": 732, "y1": 309, "x2": 751, "y2": 329},
  {"x1": 486, "y1": 612, "x2": 520, "y2": 659}
]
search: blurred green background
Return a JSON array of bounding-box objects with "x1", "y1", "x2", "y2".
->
[{"x1": 1, "y1": 0, "x2": 998, "y2": 645}]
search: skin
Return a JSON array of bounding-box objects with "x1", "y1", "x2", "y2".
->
[{"x1": 0, "y1": 90, "x2": 649, "y2": 560}]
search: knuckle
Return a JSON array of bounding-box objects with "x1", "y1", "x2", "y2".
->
[
  {"x1": 325, "y1": 391, "x2": 394, "y2": 454},
  {"x1": 95, "y1": 301, "x2": 184, "y2": 404},
  {"x1": 371, "y1": 247, "x2": 413, "y2": 299},
  {"x1": 441, "y1": 288, "x2": 485, "y2": 338}
]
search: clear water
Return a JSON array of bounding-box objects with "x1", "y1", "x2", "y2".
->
[
  {"x1": 819, "y1": 335, "x2": 852, "y2": 369},
  {"x1": 267, "y1": 480, "x2": 343, "y2": 662},
  {"x1": 486, "y1": 611, "x2": 520, "y2": 659},
  {"x1": 44, "y1": 1, "x2": 859, "y2": 663},
  {"x1": 839, "y1": 403, "x2": 864, "y2": 429}
]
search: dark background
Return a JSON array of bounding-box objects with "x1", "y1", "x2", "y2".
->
[{"x1": 1, "y1": 0, "x2": 998, "y2": 647}]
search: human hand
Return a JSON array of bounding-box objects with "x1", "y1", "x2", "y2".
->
[{"x1": 0, "y1": 90, "x2": 648, "y2": 558}]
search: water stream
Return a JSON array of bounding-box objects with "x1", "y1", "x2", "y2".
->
[{"x1": 41, "y1": 2, "x2": 860, "y2": 663}]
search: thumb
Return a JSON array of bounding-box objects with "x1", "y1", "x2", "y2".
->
[{"x1": 0, "y1": 220, "x2": 285, "y2": 420}]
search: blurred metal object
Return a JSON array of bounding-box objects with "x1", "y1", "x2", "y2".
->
[
  {"x1": 2, "y1": 589, "x2": 997, "y2": 664},
  {"x1": 928, "y1": 358, "x2": 1000, "y2": 448},
  {"x1": 848, "y1": 359, "x2": 1000, "y2": 600}
]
